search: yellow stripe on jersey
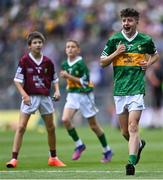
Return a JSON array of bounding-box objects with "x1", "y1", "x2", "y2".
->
[
  {"x1": 67, "y1": 80, "x2": 81, "y2": 89},
  {"x1": 113, "y1": 53, "x2": 147, "y2": 66},
  {"x1": 67, "y1": 80, "x2": 94, "y2": 89}
]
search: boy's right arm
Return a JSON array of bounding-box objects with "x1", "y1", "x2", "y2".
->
[
  {"x1": 60, "y1": 70, "x2": 81, "y2": 84},
  {"x1": 14, "y1": 81, "x2": 31, "y2": 105},
  {"x1": 100, "y1": 44, "x2": 126, "y2": 67}
]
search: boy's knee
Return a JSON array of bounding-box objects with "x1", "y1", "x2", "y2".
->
[
  {"x1": 128, "y1": 124, "x2": 138, "y2": 134},
  {"x1": 62, "y1": 118, "x2": 72, "y2": 129}
]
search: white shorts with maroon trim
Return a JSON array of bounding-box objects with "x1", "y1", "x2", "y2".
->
[{"x1": 20, "y1": 95, "x2": 54, "y2": 115}]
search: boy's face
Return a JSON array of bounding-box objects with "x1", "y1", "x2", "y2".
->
[
  {"x1": 29, "y1": 38, "x2": 43, "y2": 54},
  {"x1": 65, "y1": 41, "x2": 80, "y2": 59},
  {"x1": 121, "y1": 16, "x2": 138, "y2": 37}
]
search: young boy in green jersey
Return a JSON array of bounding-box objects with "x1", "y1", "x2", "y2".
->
[
  {"x1": 60, "y1": 40, "x2": 112, "y2": 163},
  {"x1": 100, "y1": 8, "x2": 159, "y2": 175}
]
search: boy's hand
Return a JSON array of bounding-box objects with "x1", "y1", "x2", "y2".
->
[
  {"x1": 60, "y1": 70, "x2": 69, "y2": 79},
  {"x1": 116, "y1": 44, "x2": 126, "y2": 55},
  {"x1": 52, "y1": 91, "x2": 61, "y2": 101},
  {"x1": 139, "y1": 60, "x2": 148, "y2": 71},
  {"x1": 22, "y1": 95, "x2": 31, "y2": 105}
]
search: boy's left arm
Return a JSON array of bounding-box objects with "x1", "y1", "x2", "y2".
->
[
  {"x1": 139, "y1": 53, "x2": 160, "y2": 71},
  {"x1": 52, "y1": 82, "x2": 61, "y2": 101},
  {"x1": 147, "y1": 53, "x2": 160, "y2": 67}
]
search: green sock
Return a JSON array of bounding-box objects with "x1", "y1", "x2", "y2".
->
[
  {"x1": 128, "y1": 154, "x2": 137, "y2": 165},
  {"x1": 67, "y1": 128, "x2": 79, "y2": 141},
  {"x1": 98, "y1": 133, "x2": 107, "y2": 147}
]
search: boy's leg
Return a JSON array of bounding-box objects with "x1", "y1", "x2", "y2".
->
[
  {"x1": 43, "y1": 113, "x2": 66, "y2": 166},
  {"x1": 6, "y1": 112, "x2": 30, "y2": 168},
  {"x1": 118, "y1": 112, "x2": 135, "y2": 175},
  {"x1": 67, "y1": 127, "x2": 86, "y2": 160},
  {"x1": 135, "y1": 139, "x2": 146, "y2": 164},
  {"x1": 62, "y1": 108, "x2": 81, "y2": 143},
  {"x1": 128, "y1": 111, "x2": 142, "y2": 161},
  {"x1": 118, "y1": 112, "x2": 136, "y2": 175},
  {"x1": 118, "y1": 112, "x2": 129, "y2": 141},
  {"x1": 118, "y1": 111, "x2": 145, "y2": 175},
  {"x1": 42, "y1": 114, "x2": 56, "y2": 150},
  {"x1": 62, "y1": 108, "x2": 85, "y2": 160},
  {"x1": 126, "y1": 110, "x2": 142, "y2": 175},
  {"x1": 88, "y1": 116, "x2": 112, "y2": 163}
]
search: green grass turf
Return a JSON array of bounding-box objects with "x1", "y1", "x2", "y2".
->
[{"x1": 0, "y1": 126, "x2": 163, "y2": 179}]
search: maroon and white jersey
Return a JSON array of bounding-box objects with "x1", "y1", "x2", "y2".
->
[{"x1": 14, "y1": 52, "x2": 59, "y2": 96}]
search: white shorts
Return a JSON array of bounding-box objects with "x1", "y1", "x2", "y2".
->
[
  {"x1": 21, "y1": 95, "x2": 54, "y2": 115},
  {"x1": 114, "y1": 94, "x2": 145, "y2": 115},
  {"x1": 64, "y1": 92, "x2": 99, "y2": 118}
]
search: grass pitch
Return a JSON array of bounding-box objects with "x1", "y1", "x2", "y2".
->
[{"x1": 0, "y1": 126, "x2": 163, "y2": 179}]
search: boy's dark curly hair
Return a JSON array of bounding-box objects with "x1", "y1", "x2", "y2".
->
[{"x1": 120, "y1": 8, "x2": 139, "y2": 20}]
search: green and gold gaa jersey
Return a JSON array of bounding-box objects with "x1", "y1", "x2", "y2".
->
[
  {"x1": 61, "y1": 56, "x2": 94, "y2": 93},
  {"x1": 101, "y1": 31, "x2": 157, "y2": 96}
]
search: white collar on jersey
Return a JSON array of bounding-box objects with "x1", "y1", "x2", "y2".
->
[
  {"x1": 121, "y1": 30, "x2": 138, "y2": 42},
  {"x1": 29, "y1": 52, "x2": 43, "y2": 66},
  {"x1": 67, "y1": 56, "x2": 82, "y2": 66}
]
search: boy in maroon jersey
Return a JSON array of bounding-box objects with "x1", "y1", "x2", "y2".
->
[{"x1": 6, "y1": 31, "x2": 66, "y2": 168}]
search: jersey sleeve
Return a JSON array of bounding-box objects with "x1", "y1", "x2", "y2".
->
[
  {"x1": 101, "y1": 38, "x2": 115, "y2": 57},
  {"x1": 52, "y1": 72, "x2": 59, "y2": 83},
  {"x1": 51, "y1": 62, "x2": 59, "y2": 84},
  {"x1": 146, "y1": 38, "x2": 157, "y2": 55},
  {"x1": 14, "y1": 58, "x2": 25, "y2": 83}
]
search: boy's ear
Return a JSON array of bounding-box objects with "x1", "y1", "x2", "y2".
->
[
  {"x1": 136, "y1": 17, "x2": 139, "y2": 24},
  {"x1": 28, "y1": 45, "x2": 31, "y2": 50}
]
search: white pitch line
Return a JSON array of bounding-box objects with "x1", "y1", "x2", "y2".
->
[{"x1": 0, "y1": 170, "x2": 163, "y2": 173}]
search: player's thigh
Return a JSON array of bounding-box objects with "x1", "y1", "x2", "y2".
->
[
  {"x1": 118, "y1": 111, "x2": 129, "y2": 133},
  {"x1": 62, "y1": 108, "x2": 77, "y2": 122},
  {"x1": 62, "y1": 93, "x2": 79, "y2": 122},
  {"x1": 128, "y1": 110, "x2": 142, "y2": 126},
  {"x1": 88, "y1": 116, "x2": 98, "y2": 127},
  {"x1": 17, "y1": 112, "x2": 31, "y2": 129},
  {"x1": 128, "y1": 110, "x2": 142, "y2": 133}
]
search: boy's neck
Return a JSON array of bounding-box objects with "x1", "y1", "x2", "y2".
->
[
  {"x1": 31, "y1": 52, "x2": 42, "y2": 61},
  {"x1": 68, "y1": 56, "x2": 78, "y2": 62}
]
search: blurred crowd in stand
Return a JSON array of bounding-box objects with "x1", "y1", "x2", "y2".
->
[{"x1": 0, "y1": 0, "x2": 163, "y2": 128}]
